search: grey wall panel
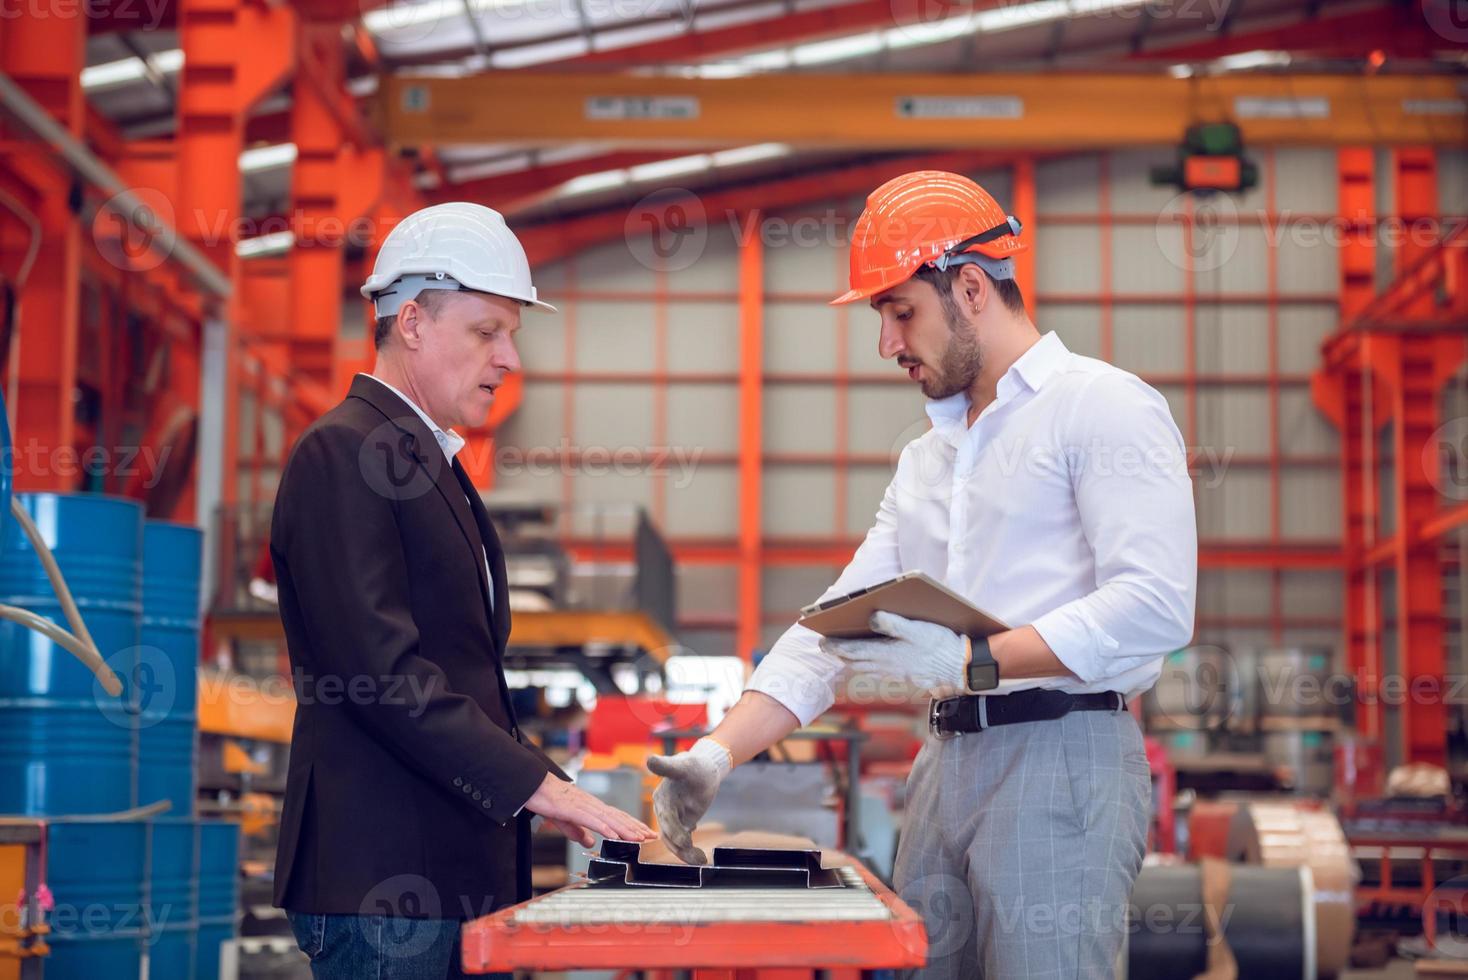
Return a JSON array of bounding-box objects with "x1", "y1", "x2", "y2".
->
[
  {"x1": 666, "y1": 383, "x2": 739, "y2": 455},
  {"x1": 668, "y1": 301, "x2": 742, "y2": 373},
  {"x1": 533, "y1": 257, "x2": 569, "y2": 292},
  {"x1": 763, "y1": 565, "x2": 844, "y2": 614},
  {"x1": 1276, "y1": 305, "x2": 1338, "y2": 373},
  {"x1": 1042, "y1": 306, "x2": 1103, "y2": 359},
  {"x1": 1193, "y1": 628, "x2": 1271, "y2": 653},
  {"x1": 1107, "y1": 148, "x2": 1179, "y2": 214},
  {"x1": 1194, "y1": 225, "x2": 1269, "y2": 296},
  {"x1": 1280, "y1": 469, "x2": 1341, "y2": 540},
  {"x1": 1441, "y1": 149, "x2": 1468, "y2": 215},
  {"x1": 573, "y1": 300, "x2": 656, "y2": 372},
  {"x1": 578, "y1": 238, "x2": 656, "y2": 292},
  {"x1": 679, "y1": 628, "x2": 737, "y2": 660},
  {"x1": 763, "y1": 465, "x2": 838, "y2": 536},
  {"x1": 1037, "y1": 224, "x2": 1102, "y2": 294},
  {"x1": 502, "y1": 380, "x2": 565, "y2": 452},
  {"x1": 847, "y1": 385, "x2": 928, "y2": 456},
  {"x1": 1037, "y1": 155, "x2": 1100, "y2": 215},
  {"x1": 766, "y1": 301, "x2": 839, "y2": 373},
  {"x1": 1113, "y1": 224, "x2": 1184, "y2": 295},
  {"x1": 1281, "y1": 570, "x2": 1344, "y2": 618},
  {"x1": 764, "y1": 385, "x2": 838, "y2": 454},
  {"x1": 1197, "y1": 469, "x2": 1272, "y2": 539},
  {"x1": 971, "y1": 169, "x2": 1013, "y2": 210},
  {"x1": 1278, "y1": 628, "x2": 1339, "y2": 648},
  {"x1": 1111, "y1": 304, "x2": 1186, "y2": 374},
  {"x1": 567, "y1": 469, "x2": 654, "y2": 536},
  {"x1": 1197, "y1": 386, "x2": 1271, "y2": 456},
  {"x1": 675, "y1": 218, "x2": 741, "y2": 292},
  {"x1": 1195, "y1": 305, "x2": 1269, "y2": 374},
  {"x1": 845, "y1": 467, "x2": 894, "y2": 538},
  {"x1": 765, "y1": 213, "x2": 847, "y2": 295},
  {"x1": 1272, "y1": 148, "x2": 1339, "y2": 216},
  {"x1": 489, "y1": 459, "x2": 562, "y2": 511},
  {"x1": 678, "y1": 564, "x2": 739, "y2": 618},
  {"x1": 573, "y1": 383, "x2": 655, "y2": 450},
  {"x1": 666, "y1": 464, "x2": 739, "y2": 537},
  {"x1": 844, "y1": 313, "x2": 888, "y2": 374},
  {"x1": 518, "y1": 308, "x2": 568, "y2": 372},
  {"x1": 1196, "y1": 569, "x2": 1275, "y2": 617},
  {"x1": 1278, "y1": 388, "x2": 1337, "y2": 456},
  {"x1": 1276, "y1": 228, "x2": 1339, "y2": 295}
]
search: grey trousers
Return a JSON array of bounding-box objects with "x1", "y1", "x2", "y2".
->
[{"x1": 893, "y1": 707, "x2": 1151, "y2": 979}]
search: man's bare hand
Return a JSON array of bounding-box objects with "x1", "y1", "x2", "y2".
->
[{"x1": 527, "y1": 773, "x2": 655, "y2": 847}]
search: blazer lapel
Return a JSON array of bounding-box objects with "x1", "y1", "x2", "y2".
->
[
  {"x1": 349, "y1": 377, "x2": 494, "y2": 612},
  {"x1": 452, "y1": 458, "x2": 512, "y2": 651}
]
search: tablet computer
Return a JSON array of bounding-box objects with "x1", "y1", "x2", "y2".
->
[{"x1": 797, "y1": 570, "x2": 1009, "y2": 639}]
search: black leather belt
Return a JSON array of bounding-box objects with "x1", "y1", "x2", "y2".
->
[{"x1": 928, "y1": 687, "x2": 1126, "y2": 738}]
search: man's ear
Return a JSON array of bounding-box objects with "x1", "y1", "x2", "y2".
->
[
  {"x1": 396, "y1": 301, "x2": 424, "y2": 350},
  {"x1": 957, "y1": 264, "x2": 988, "y2": 314}
]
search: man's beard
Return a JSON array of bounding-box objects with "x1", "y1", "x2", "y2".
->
[{"x1": 921, "y1": 305, "x2": 983, "y2": 401}]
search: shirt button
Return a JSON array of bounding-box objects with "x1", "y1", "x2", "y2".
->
[
  {"x1": 453, "y1": 777, "x2": 463, "y2": 787},
  {"x1": 472, "y1": 791, "x2": 482, "y2": 801},
  {"x1": 481, "y1": 800, "x2": 492, "y2": 809},
  {"x1": 462, "y1": 784, "x2": 472, "y2": 794}
]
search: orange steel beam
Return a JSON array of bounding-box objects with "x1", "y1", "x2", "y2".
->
[
  {"x1": 508, "y1": 611, "x2": 674, "y2": 656},
  {"x1": 440, "y1": 150, "x2": 703, "y2": 213},
  {"x1": 177, "y1": 0, "x2": 295, "y2": 518},
  {"x1": 1, "y1": 9, "x2": 85, "y2": 492},
  {"x1": 737, "y1": 210, "x2": 764, "y2": 662},
  {"x1": 289, "y1": 20, "x2": 386, "y2": 390},
  {"x1": 380, "y1": 73, "x2": 1468, "y2": 149},
  {"x1": 1012, "y1": 157, "x2": 1035, "y2": 315}
]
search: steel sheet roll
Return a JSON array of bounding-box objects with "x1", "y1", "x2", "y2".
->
[
  {"x1": 1227, "y1": 800, "x2": 1357, "y2": 978},
  {"x1": 0, "y1": 492, "x2": 142, "y2": 814},
  {"x1": 1187, "y1": 800, "x2": 1240, "y2": 861},
  {"x1": 1256, "y1": 647, "x2": 1338, "y2": 727},
  {"x1": 1125, "y1": 863, "x2": 1313, "y2": 980},
  {"x1": 45, "y1": 821, "x2": 147, "y2": 979},
  {"x1": 1144, "y1": 647, "x2": 1235, "y2": 733},
  {"x1": 138, "y1": 520, "x2": 204, "y2": 815}
]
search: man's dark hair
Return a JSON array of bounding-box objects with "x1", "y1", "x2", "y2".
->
[
  {"x1": 913, "y1": 263, "x2": 1026, "y2": 318},
  {"x1": 372, "y1": 288, "x2": 456, "y2": 350}
]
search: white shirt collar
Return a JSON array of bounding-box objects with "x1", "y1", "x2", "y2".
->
[
  {"x1": 923, "y1": 331, "x2": 1070, "y2": 437},
  {"x1": 359, "y1": 373, "x2": 466, "y2": 462}
]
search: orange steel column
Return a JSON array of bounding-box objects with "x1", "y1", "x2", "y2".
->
[
  {"x1": 289, "y1": 20, "x2": 384, "y2": 390},
  {"x1": 176, "y1": 0, "x2": 295, "y2": 515},
  {"x1": 1011, "y1": 157, "x2": 1036, "y2": 316},
  {"x1": 737, "y1": 212, "x2": 765, "y2": 662},
  {"x1": 1, "y1": 9, "x2": 85, "y2": 491}
]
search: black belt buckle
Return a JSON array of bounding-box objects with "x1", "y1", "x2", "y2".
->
[{"x1": 929, "y1": 695, "x2": 977, "y2": 739}]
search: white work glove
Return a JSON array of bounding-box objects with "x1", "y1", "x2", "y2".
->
[
  {"x1": 819, "y1": 611, "x2": 968, "y2": 696},
  {"x1": 646, "y1": 736, "x2": 733, "y2": 865}
]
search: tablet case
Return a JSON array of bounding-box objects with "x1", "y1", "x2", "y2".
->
[{"x1": 796, "y1": 571, "x2": 1009, "y2": 639}]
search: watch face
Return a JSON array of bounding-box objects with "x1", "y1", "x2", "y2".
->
[{"x1": 969, "y1": 663, "x2": 999, "y2": 692}]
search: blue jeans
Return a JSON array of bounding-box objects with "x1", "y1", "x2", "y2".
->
[{"x1": 286, "y1": 911, "x2": 509, "y2": 980}]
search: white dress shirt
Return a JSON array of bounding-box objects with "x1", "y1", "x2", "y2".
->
[
  {"x1": 360, "y1": 374, "x2": 494, "y2": 613},
  {"x1": 747, "y1": 332, "x2": 1198, "y2": 727}
]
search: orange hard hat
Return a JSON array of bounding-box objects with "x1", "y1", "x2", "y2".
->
[{"x1": 832, "y1": 170, "x2": 1027, "y2": 306}]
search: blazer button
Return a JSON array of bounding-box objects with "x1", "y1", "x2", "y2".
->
[
  {"x1": 481, "y1": 799, "x2": 492, "y2": 809},
  {"x1": 453, "y1": 777, "x2": 463, "y2": 787},
  {"x1": 472, "y1": 791, "x2": 482, "y2": 801},
  {"x1": 462, "y1": 784, "x2": 472, "y2": 794}
]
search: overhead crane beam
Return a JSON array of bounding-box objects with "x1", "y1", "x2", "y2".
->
[{"x1": 379, "y1": 72, "x2": 1468, "y2": 149}]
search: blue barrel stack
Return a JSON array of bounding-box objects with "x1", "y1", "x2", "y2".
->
[{"x1": 0, "y1": 492, "x2": 240, "y2": 979}]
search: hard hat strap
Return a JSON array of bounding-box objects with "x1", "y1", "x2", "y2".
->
[
  {"x1": 932, "y1": 215, "x2": 1023, "y2": 275},
  {"x1": 930, "y1": 252, "x2": 1016, "y2": 282},
  {"x1": 370, "y1": 272, "x2": 467, "y2": 318}
]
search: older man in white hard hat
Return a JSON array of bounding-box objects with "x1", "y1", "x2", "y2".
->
[{"x1": 270, "y1": 203, "x2": 654, "y2": 980}]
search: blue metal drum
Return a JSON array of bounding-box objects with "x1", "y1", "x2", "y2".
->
[
  {"x1": 146, "y1": 818, "x2": 199, "y2": 980},
  {"x1": 195, "y1": 819, "x2": 240, "y2": 980},
  {"x1": 138, "y1": 520, "x2": 203, "y2": 816},
  {"x1": 44, "y1": 821, "x2": 147, "y2": 979},
  {"x1": 0, "y1": 492, "x2": 142, "y2": 814}
]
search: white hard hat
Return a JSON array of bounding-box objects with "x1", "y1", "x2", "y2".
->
[{"x1": 361, "y1": 202, "x2": 557, "y2": 317}]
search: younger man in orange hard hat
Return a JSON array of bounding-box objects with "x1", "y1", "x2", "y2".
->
[{"x1": 650, "y1": 171, "x2": 1198, "y2": 978}]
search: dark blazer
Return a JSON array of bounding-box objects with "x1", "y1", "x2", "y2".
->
[{"x1": 270, "y1": 374, "x2": 567, "y2": 919}]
